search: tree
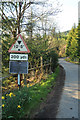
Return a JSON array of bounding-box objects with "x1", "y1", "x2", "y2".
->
[
  {"x1": 66, "y1": 26, "x2": 76, "y2": 57},
  {"x1": 0, "y1": 2, "x2": 33, "y2": 37},
  {"x1": 47, "y1": 29, "x2": 67, "y2": 57},
  {"x1": 25, "y1": 7, "x2": 35, "y2": 39},
  {"x1": 65, "y1": 24, "x2": 79, "y2": 61},
  {"x1": 70, "y1": 27, "x2": 78, "y2": 60},
  {"x1": 0, "y1": 1, "x2": 61, "y2": 36}
]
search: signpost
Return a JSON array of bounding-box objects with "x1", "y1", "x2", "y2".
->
[{"x1": 8, "y1": 34, "x2": 30, "y2": 90}]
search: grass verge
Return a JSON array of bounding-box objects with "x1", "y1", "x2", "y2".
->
[
  {"x1": 65, "y1": 57, "x2": 79, "y2": 64},
  {"x1": 2, "y1": 66, "x2": 59, "y2": 120},
  {"x1": 23, "y1": 66, "x2": 59, "y2": 118}
]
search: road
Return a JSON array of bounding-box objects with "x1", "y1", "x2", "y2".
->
[{"x1": 56, "y1": 58, "x2": 79, "y2": 119}]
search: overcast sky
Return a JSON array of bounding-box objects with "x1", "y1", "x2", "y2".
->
[{"x1": 55, "y1": 0, "x2": 80, "y2": 32}]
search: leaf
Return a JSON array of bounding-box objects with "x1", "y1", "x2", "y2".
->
[{"x1": 8, "y1": 116, "x2": 14, "y2": 118}]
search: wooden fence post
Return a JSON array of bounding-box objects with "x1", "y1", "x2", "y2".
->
[
  {"x1": 50, "y1": 58, "x2": 52, "y2": 73},
  {"x1": 40, "y1": 56, "x2": 43, "y2": 75}
]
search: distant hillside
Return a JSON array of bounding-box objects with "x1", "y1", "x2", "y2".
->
[{"x1": 61, "y1": 30, "x2": 70, "y2": 35}]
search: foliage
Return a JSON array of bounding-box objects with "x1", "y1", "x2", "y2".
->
[
  {"x1": 2, "y1": 75, "x2": 15, "y2": 87},
  {"x1": 48, "y1": 50, "x2": 58, "y2": 72},
  {"x1": 48, "y1": 30, "x2": 67, "y2": 57},
  {"x1": 2, "y1": 33, "x2": 17, "y2": 69},
  {"x1": 25, "y1": 34, "x2": 59, "y2": 70},
  {"x1": 65, "y1": 24, "x2": 79, "y2": 61},
  {"x1": 2, "y1": 87, "x2": 28, "y2": 120},
  {"x1": 23, "y1": 66, "x2": 59, "y2": 118},
  {"x1": 2, "y1": 66, "x2": 59, "y2": 119},
  {"x1": 2, "y1": 34, "x2": 11, "y2": 68},
  {"x1": 65, "y1": 57, "x2": 79, "y2": 64}
]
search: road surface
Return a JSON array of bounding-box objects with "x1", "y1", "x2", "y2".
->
[{"x1": 56, "y1": 58, "x2": 79, "y2": 119}]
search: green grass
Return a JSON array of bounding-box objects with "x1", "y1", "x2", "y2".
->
[
  {"x1": 23, "y1": 66, "x2": 59, "y2": 118},
  {"x1": 2, "y1": 66, "x2": 59, "y2": 119},
  {"x1": 65, "y1": 57, "x2": 79, "y2": 64}
]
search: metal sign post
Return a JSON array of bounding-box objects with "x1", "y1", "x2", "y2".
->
[{"x1": 18, "y1": 74, "x2": 20, "y2": 90}]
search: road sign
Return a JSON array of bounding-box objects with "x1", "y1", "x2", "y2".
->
[
  {"x1": 10, "y1": 54, "x2": 28, "y2": 61},
  {"x1": 9, "y1": 61, "x2": 28, "y2": 74},
  {"x1": 8, "y1": 34, "x2": 30, "y2": 53}
]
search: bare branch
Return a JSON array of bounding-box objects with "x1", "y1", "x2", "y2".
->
[
  {"x1": 21, "y1": 1, "x2": 32, "y2": 19},
  {"x1": 2, "y1": 16, "x2": 13, "y2": 33}
]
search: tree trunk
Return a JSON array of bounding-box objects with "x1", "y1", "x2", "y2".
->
[
  {"x1": 18, "y1": 2, "x2": 22, "y2": 34},
  {"x1": 41, "y1": 56, "x2": 43, "y2": 74}
]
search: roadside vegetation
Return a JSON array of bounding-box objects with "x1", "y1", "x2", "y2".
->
[
  {"x1": 65, "y1": 57, "x2": 79, "y2": 64},
  {"x1": 2, "y1": 66, "x2": 59, "y2": 119},
  {"x1": 65, "y1": 23, "x2": 80, "y2": 64}
]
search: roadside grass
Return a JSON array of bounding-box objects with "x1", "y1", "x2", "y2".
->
[
  {"x1": 65, "y1": 57, "x2": 79, "y2": 64},
  {"x1": 24, "y1": 74, "x2": 56, "y2": 117},
  {"x1": 2, "y1": 66, "x2": 59, "y2": 120}
]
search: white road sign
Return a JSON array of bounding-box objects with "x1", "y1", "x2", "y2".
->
[
  {"x1": 8, "y1": 34, "x2": 30, "y2": 53},
  {"x1": 10, "y1": 54, "x2": 28, "y2": 61}
]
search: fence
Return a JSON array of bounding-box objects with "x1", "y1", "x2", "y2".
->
[
  {"x1": 2, "y1": 57, "x2": 52, "y2": 92},
  {"x1": 25, "y1": 62, "x2": 52, "y2": 84}
]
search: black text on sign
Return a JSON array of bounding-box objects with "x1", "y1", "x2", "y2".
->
[{"x1": 10, "y1": 54, "x2": 28, "y2": 61}]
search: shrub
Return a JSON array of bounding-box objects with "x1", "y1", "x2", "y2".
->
[
  {"x1": 3, "y1": 80, "x2": 11, "y2": 86},
  {"x1": 48, "y1": 50, "x2": 58, "y2": 72},
  {"x1": 2, "y1": 87, "x2": 28, "y2": 120}
]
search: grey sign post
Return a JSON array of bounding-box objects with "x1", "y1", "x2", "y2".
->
[{"x1": 8, "y1": 34, "x2": 30, "y2": 90}]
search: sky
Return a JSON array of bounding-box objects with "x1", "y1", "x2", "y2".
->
[
  {"x1": 55, "y1": 0, "x2": 80, "y2": 32},
  {"x1": 1, "y1": 0, "x2": 80, "y2": 33}
]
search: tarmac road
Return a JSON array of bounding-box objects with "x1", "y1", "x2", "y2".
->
[{"x1": 56, "y1": 58, "x2": 79, "y2": 119}]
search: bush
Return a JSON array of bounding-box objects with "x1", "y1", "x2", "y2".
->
[
  {"x1": 3, "y1": 80, "x2": 11, "y2": 87},
  {"x1": 23, "y1": 66, "x2": 59, "y2": 118},
  {"x1": 2, "y1": 87, "x2": 28, "y2": 120},
  {"x1": 2, "y1": 66, "x2": 59, "y2": 119},
  {"x1": 48, "y1": 50, "x2": 58, "y2": 72}
]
